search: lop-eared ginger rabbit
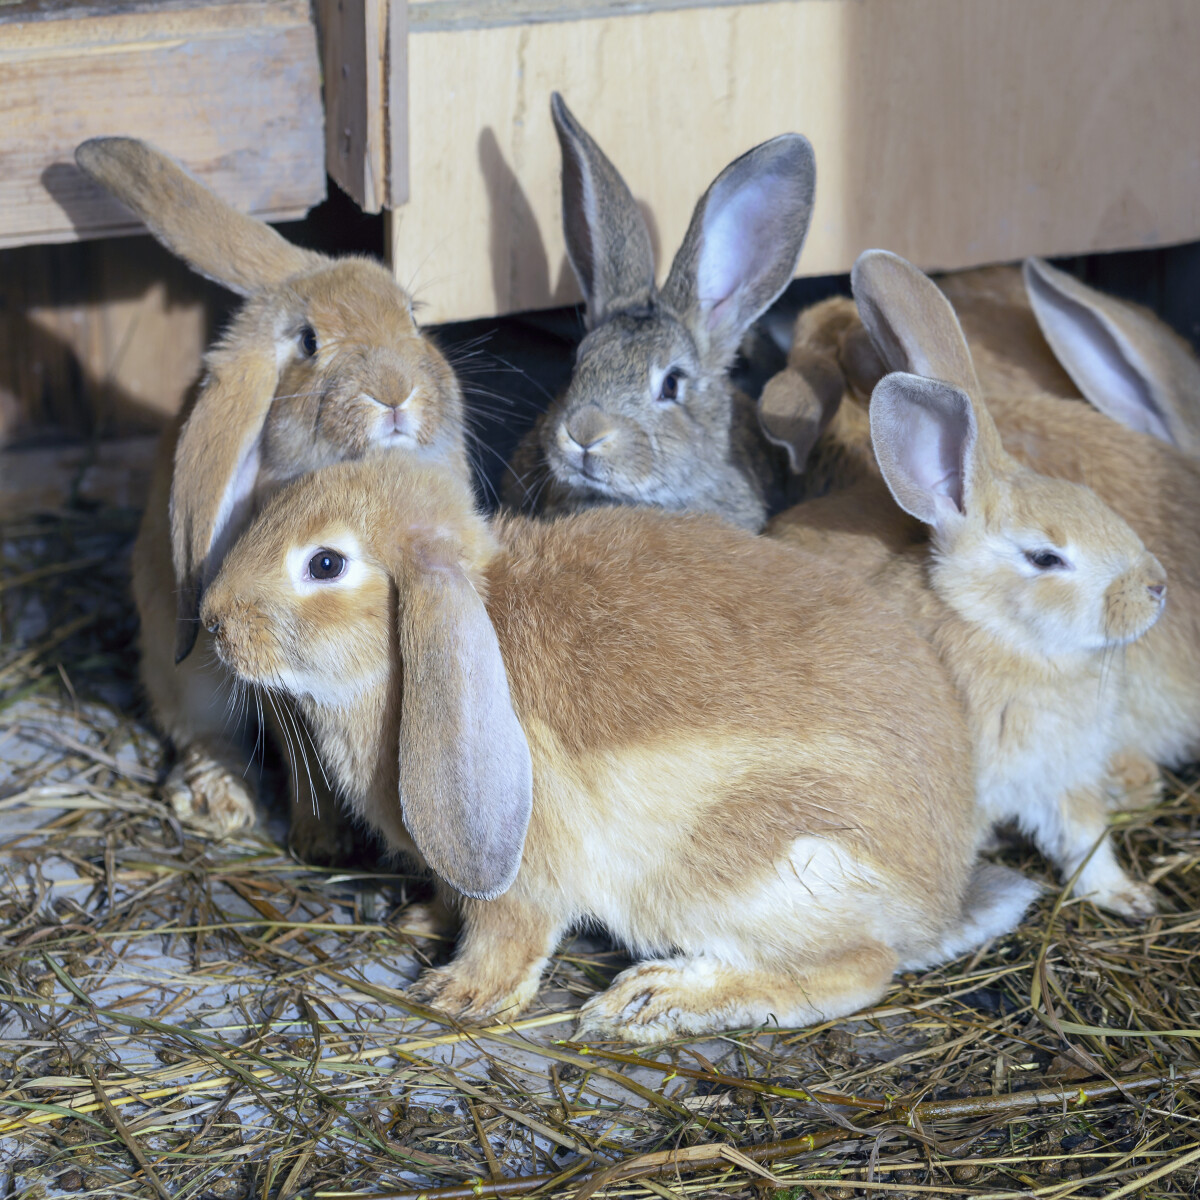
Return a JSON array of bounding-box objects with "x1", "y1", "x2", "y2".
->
[
  {"x1": 771, "y1": 252, "x2": 1174, "y2": 918},
  {"x1": 199, "y1": 456, "x2": 1037, "y2": 1041},
  {"x1": 76, "y1": 138, "x2": 470, "y2": 853},
  {"x1": 504, "y1": 94, "x2": 814, "y2": 531}
]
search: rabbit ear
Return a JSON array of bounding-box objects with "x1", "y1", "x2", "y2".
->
[
  {"x1": 170, "y1": 345, "x2": 280, "y2": 662},
  {"x1": 850, "y1": 250, "x2": 981, "y2": 396},
  {"x1": 757, "y1": 350, "x2": 844, "y2": 473},
  {"x1": 75, "y1": 137, "x2": 324, "y2": 295},
  {"x1": 397, "y1": 565, "x2": 533, "y2": 900},
  {"x1": 550, "y1": 93, "x2": 656, "y2": 325},
  {"x1": 870, "y1": 372, "x2": 985, "y2": 531},
  {"x1": 1023, "y1": 257, "x2": 1200, "y2": 455},
  {"x1": 663, "y1": 134, "x2": 816, "y2": 365}
]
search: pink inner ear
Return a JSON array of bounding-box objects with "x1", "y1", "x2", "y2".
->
[
  {"x1": 697, "y1": 184, "x2": 776, "y2": 321},
  {"x1": 201, "y1": 437, "x2": 263, "y2": 592},
  {"x1": 896, "y1": 402, "x2": 966, "y2": 515},
  {"x1": 872, "y1": 374, "x2": 976, "y2": 529}
]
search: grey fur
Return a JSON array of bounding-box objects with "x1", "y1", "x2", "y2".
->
[{"x1": 503, "y1": 95, "x2": 816, "y2": 532}]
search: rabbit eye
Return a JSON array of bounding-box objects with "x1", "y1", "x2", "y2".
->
[
  {"x1": 299, "y1": 326, "x2": 319, "y2": 358},
  {"x1": 1026, "y1": 549, "x2": 1067, "y2": 570},
  {"x1": 658, "y1": 370, "x2": 682, "y2": 403},
  {"x1": 308, "y1": 549, "x2": 346, "y2": 581}
]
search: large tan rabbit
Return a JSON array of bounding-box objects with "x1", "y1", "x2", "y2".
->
[
  {"x1": 198, "y1": 455, "x2": 1037, "y2": 1041},
  {"x1": 503, "y1": 94, "x2": 814, "y2": 531},
  {"x1": 771, "y1": 252, "x2": 1200, "y2": 914},
  {"x1": 76, "y1": 138, "x2": 470, "y2": 854}
]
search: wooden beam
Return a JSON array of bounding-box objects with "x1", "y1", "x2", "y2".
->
[
  {"x1": 319, "y1": 0, "x2": 408, "y2": 212},
  {"x1": 0, "y1": 0, "x2": 326, "y2": 247},
  {"x1": 390, "y1": 0, "x2": 1200, "y2": 323}
]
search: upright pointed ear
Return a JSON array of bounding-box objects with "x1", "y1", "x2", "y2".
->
[
  {"x1": 1023, "y1": 257, "x2": 1200, "y2": 455},
  {"x1": 75, "y1": 137, "x2": 324, "y2": 295},
  {"x1": 170, "y1": 345, "x2": 280, "y2": 662},
  {"x1": 850, "y1": 250, "x2": 981, "y2": 395},
  {"x1": 662, "y1": 134, "x2": 816, "y2": 366},
  {"x1": 757, "y1": 350, "x2": 844, "y2": 473},
  {"x1": 397, "y1": 566, "x2": 533, "y2": 900},
  {"x1": 869, "y1": 372, "x2": 984, "y2": 531},
  {"x1": 550, "y1": 93, "x2": 656, "y2": 325}
]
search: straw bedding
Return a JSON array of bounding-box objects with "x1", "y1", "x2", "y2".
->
[{"x1": 1, "y1": 500, "x2": 1197, "y2": 1200}]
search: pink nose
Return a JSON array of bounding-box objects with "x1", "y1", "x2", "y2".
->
[{"x1": 1148, "y1": 583, "x2": 1166, "y2": 600}]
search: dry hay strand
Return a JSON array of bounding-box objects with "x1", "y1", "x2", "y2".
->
[{"x1": 0, "y1": 503, "x2": 1197, "y2": 1200}]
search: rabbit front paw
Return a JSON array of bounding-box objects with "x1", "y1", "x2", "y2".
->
[
  {"x1": 164, "y1": 746, "x2": 257, "y2": 836},
  {"x1": 576, "y1": 960, "x2": 730, "y2": 1044},
  {"x1": 409, "y1": 961, "x2": 541, "y2": 1024},
  {"x1": 1082, "y1": 877, "x2": 1159, "y2": 922}
]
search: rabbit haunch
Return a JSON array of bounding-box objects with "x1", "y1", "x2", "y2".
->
[
  {"x1": 77, "y1": 136, "x2": 468, "y2": 849},
  {"x1": 200, "y1": 457, "x2": 1037, "y2": 1041},
  {"x1": 503, "y1": 94, "x2": 816, "y2": 531}
]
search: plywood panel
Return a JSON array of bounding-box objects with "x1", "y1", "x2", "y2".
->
[
  {"x1": 0, "y1": 0, "x2": 326, "y2": 246},
  {"x1": 0, "y1": 237, "x2": 226, "y2": 445},
  {"x1": 391, "y1": 0, "x2": 1200, "y2": 322}
]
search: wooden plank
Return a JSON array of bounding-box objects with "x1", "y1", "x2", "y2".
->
[
  {"x1": 390, "y1": 0, "x2": 1200, "y2": 323},
  {"x1": 319, "y1": 0, "x2": 408, "y2": 212},
  {"x1": 0, "y1": 236, "x2": 224, "y2": 446},
  {"x1": 409, "y1": 0, "x2": 778, "y2": 31},
  {"x1": 0, "y1": 0, "x2": 326, "y2": 246}
]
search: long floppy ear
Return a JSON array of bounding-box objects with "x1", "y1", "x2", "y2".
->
[
  {"x1": 75, "y1": 137, "x2": 324, "y2": 295},
  {"x1": 170, "y1": 344, "x2": 280, "y2": 662},
  {"x1": 1024, "y1": 257, "x2": 1200, "y2": 455},
  {"x1": 550, "y1": 93, "x2": 656, "y2": 325},
  {"x1": 757, "y1": 350, "x2": 844, "y2": 473},
  {"x1": 662, "y1": 134, "x2": 816, "y2": 366},
  {"x1": 850, "y1": 250, "x2": 981, "y2": 395},
  {"x1": 870, "y1": 372, "x2": 983, "y2": 532},
  {"x1": 397, "y1": 566, "x2": 533, "y2": 900}
]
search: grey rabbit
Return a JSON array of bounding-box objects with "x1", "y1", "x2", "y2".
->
[{"x1": 503, "y1": 93, "x2": 816, "y2": 531}]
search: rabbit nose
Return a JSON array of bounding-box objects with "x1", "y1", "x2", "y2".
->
[
  {"x1": 205, "y1": 616, "x2": 221, "y2": 635},
  {"x1": 1148, "y1": 582, "x2": 1166, "y2": 601},
  {"x1": 569, "y1": 430, "x2": 613, "y2": 454},
  {"x1": 367, "y1": 389, "x2": 415, "y2": 410}
]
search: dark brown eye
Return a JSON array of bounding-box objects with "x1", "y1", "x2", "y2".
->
[
  {"x1": 658, "y1": 370, "x2": 681, "y2": 403},
  {"x1": 308, "y1": 549, "x2": 345, "y2": 580},
  {"x1": 299, "y1": 325, "x2": 318, "y2": 357},
  {"x1": 1026, "y1": 549, "x2": 1066, "y2": 570}
]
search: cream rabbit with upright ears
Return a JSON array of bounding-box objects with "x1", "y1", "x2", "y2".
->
[
  {"x1": 771, "y1": 252, "x2": 1175, "y2": 918},
  {"x1": 503, "y1": 93, "x2": 815, "y2": 531},
  {"x1": 199, "y1": 456, "x2": 1038, "y2": 1041},
  {"x1": 768, "y1": 251, "x2": 1200, "y2": 792},
  {"x1": 75, "y1": 138, "x2": 469, "y2": 851}
]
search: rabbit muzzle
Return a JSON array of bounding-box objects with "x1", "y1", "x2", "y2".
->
[
  {"x1": 368, "y1": 389, "x2": 419, "y2": 444},
  {"x1": 199, "y1": 590, "x2": 272, "y2": 686},
  {"x1": 554, "y1": 407, "x2": 620, "y2": 483},
  {"x1": 1103, "y1": 553, "x2": 1168, "y2": 646}
]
